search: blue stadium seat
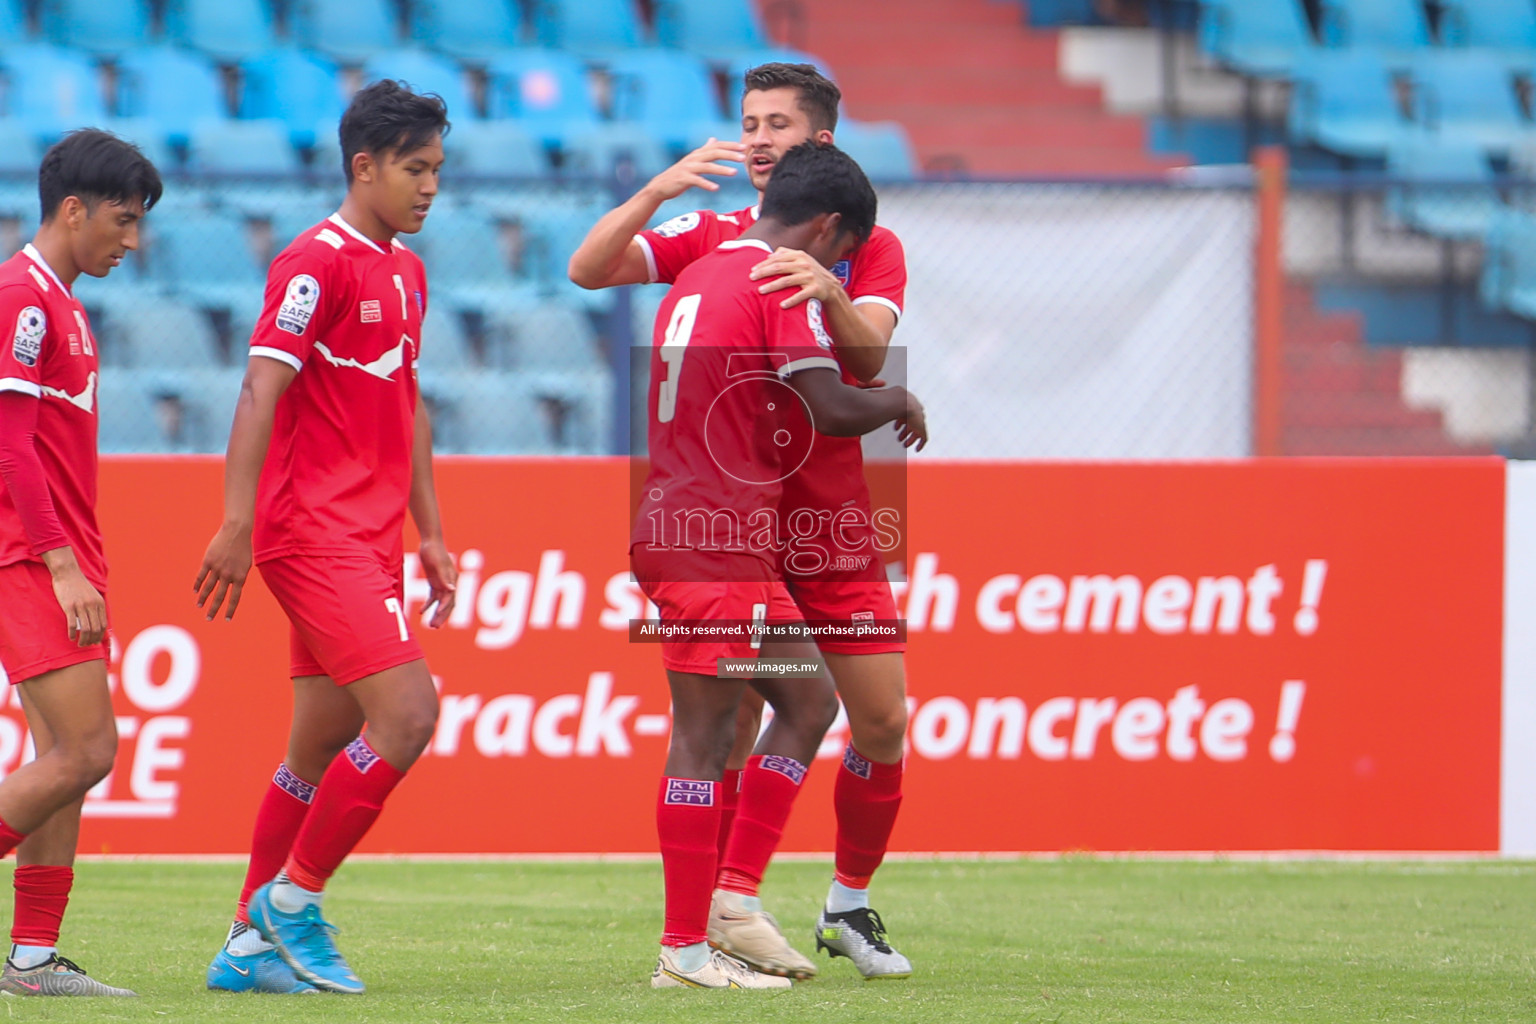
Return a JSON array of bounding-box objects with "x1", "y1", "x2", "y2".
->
[
  {"x1": 363, "y1": 49, "x2": 475, "y2": 121},
  {"x1": 724, "y1": 49, "x2": 834, "y2": 119},
  {"x1": 96, "y1": 296, "x2": 225, "y2": 369},
  {"x1": 607, "y1": 50, "x2": 723, "y2": 149},
  {"x1": 149, "y1": 212, "x2": 265, "y2": 325},
  {"x1": 1439, "y1": 0, "x2": 1536, "y2": 48},
  {"x1": 117, "y1": 46, "x2": 228, "y2": 148},
  {"x1": 0, "y1": 0, "x2": 27, "y2": 44},
  {"x1": 834, "y1": 120, "x2": 919, "y2": 181},
  {"x1": 1481, "y1": 209, "x2": 1536, "y2": 320},
  {"x1": 561, "y1": 122, "x2": 673, "y2": 180},
  {"x1": 412, "y1": 0, "x2": 525, "y2": 62},
  {"x1": 413, "y1": 205, "x2": 542, "y2": 316},
  {"x1": 530, "y1": 0, "x2": 646, "y2": 53},
  {"x1": 1318, "y1": 0, "x2": 1432, "y2": 53},
  {"x1": 164, "y1": 0, "x2": 276, "y2": 62},
  {"x1": 290, "y1": 0, "x2": 399, "y2": 64},
  {"x1": 1197, "y1": 0, "x2": 1316, "y2": 78},
  {"x1": 98, "y1": 368, "x2": 242, "y2": 452},
  {"x1": 447, "y1": 120, "x2": 549, "y2": 177},
  {"x1": 0, "y1": 118, "x2": 40, "y2": 172},
  {"x1": 240, "y1": 48, "x2": 346, "y2": 150},
  {"x1": 96, "y1": 118, "x2": 176, "y2": 173},
  {"x1": 486, "y1": 49, "x2": 599, "y2": 147},
  {"x1": 40, "y1": 0, "x2": 151, "y2": 56},
  {"x1": 419, "y1": 302, "x2": 475, "y2": 370},
  {"x1": 1288, "y1": 50, "x2": 1412, "y2": 157},
  {"x1": 0, "y1": 45, "x2": 110, "y2": 137},
  {"x1": 1386, "y1": 138, "x2": 1497, "y2": 238},
  {"x1": 501, "y1": 302, "x2": 600, "y2": 372},
  {"x1": 188, "y1": 119, "x2": 301, "y2": 174},
  {"x1": 1410, "y1": 53, "x2": 1532, "y2": 154},
  {"x1": 653, "y1": 0, "x2": 766, "y2": 53}
]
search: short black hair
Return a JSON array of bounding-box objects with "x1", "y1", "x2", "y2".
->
[
  {"x1": 758, "y1": 141, "x2": 876, "y2": 245},
  {"x1": 743, "y1": 63, "x2": 841, "y2": 133},
  {"x1": 38, "y1": 129, "x2": 162, "y2": 223},
  {"x1": 339, "y1": 80, "x2": 451, "y2": 184}
]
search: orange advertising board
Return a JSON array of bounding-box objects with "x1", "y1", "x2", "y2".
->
[{"x1": 25, "y1": 457, "x2": 1502, "y2": 854}]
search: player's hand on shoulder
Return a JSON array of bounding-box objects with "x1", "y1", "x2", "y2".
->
[
  {"x1": 43, "y1": 554, "x2": 106, "y2": 647},
  {"x1": 647, "y1": 137, "x2": 746, "y2": 199},
  {"x1": 194, "y1": 522, "x2": 253, "y2": 622},
  {"x1": 895, "y1": 388, "x2": 928, "y2": 452},
  {"x1": 418, "y1": 537, "x2": 458, "y2": 629},
  {"x1": 751, "y1": 247, "x2": 841, "y2": 309}
]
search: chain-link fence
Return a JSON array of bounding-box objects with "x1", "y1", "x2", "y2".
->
[{"x1": 10, "y1": 167, "x2": 1528, "y2": 459}]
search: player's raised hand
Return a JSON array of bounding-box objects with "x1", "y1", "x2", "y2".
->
[
  {"x1": 419, "y1": 537, "x2": 458, "y2": 629},
  {"x1": 646, "y1": 138, "x2": 746, "y2": 199},
  {"x1": 46, "y1": 558, "x2": 106, "y2": 647},
  {"x1": 751, "y1": 247, "x2": 841, "y2": 309},
  {"x1": 894, "y1": 389, "x2": 928, "y2": 452},
  {"x1": 195, "y1": 522, "x2": 253, "y2": 622}
]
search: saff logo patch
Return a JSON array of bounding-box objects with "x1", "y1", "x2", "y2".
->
[
  {"x1": 275, "y1": 274, "x2": 320, "y2": 335},
  {"x1": 831, "y1": 260, "x2": 851, "y2": 286},
  {"x1": 12, "y1": 306, "x2": 44, "y2": 366}
]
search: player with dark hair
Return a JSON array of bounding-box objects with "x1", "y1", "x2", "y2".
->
[
  {"x1": 0, "y1": 128, "x2": 160, "y2": 997},
  {"x1": 196, "y1": 80, "x2": 455, "y2": 995},
  {"x1": 636, "y1": 140, "x2": 925, "y2": 990},
  {"x1": 571, "y1": 63, "x2": 917, "y2": 980}
]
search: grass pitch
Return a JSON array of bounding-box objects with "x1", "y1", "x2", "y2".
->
[{"x1": 1, "y1": 858, "x2": 1532, "y2": 1022}]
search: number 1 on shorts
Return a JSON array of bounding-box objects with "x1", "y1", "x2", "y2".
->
[{"x1": 384, "y1": 597, "x2": 409, "y2": 642}]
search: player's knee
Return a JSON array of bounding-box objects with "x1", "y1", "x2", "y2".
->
[
  {"x1": 849, "y1": 701, "x2": 908, "y2": 755},
  {"x1": 69, "y1": 726, "x2": 121, "y2": 791},
  {"x1": 394, "y1": 701, "x2": 439, "y2": 759}
]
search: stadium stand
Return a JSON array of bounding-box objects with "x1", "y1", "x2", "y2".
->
[
  {"x1": 290, "y1": 0, "x2": 400, "y2": 63},
  {"x1": 239, "y1": 47, "x2": 348, "y2": 149},
  {"x1": 164, "y1": 0, "x2": 278, "y2": 62},
  {"x1": 362, "y1": 47, "x2": 478, "y2": 119},
  {"x1": 1316, "y1": 0, "x2": 1433, "y2": 54},
  {"x1": 1197, "y1": 0, "x2": 1316, "y2": 78},
  {"x1": 530, "y1": 0, "x2": 647, "y2": 53},
  {"x1": 652, "y1": 0, "x2": 767, "y2": 53},
  {"x1": 485, "y1": 48, "x2": 601, "y2": 147},
  {"x1": 1409, "y1": 53, "x2": 1531, "y2": 156},
  {"x1": 0, "y1": 45, "x2": 111, "y2": 138},
  {"x1": 40, "y1": 0, "x2": 151, "y2": 56},
  {"x1": 411, "y1": 0, "x2": 527, "y2": 61},
  {"x1": 606, "y1": 49, "x2": 724, "y2": 149},
  {"x1": 116, "y1": 45, "x2": 229, "y2": 149},
  {"x1": 1287, "y1": 49, "x2": 1408, "y2": 158},
  {"x1": 1385, "y1": 138, "x2": 1497, "y2": 239}
]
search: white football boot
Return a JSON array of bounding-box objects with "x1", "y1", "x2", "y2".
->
[
  {"x1": 651, "y1": 945, "x2": 792, "y2": 989},
  {"x1": 707, "y1": 889, "x2": 817, "y2": 979}
]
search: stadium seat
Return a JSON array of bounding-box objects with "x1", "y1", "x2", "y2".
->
[
  {"x1": 1386, "y1": 138, "x2": 1497, "y2": 239},
  {"x1": 653, "y1": 0, "x2": 766, "y2": 53},
  {"x1": 560, "y1": 122, "x2": 673, "y2": 181},
  {"x1": 529, "y1": 0, "x2": 646, "y2": 53},
  {"x1": 363, "y1": 48, "x2": 476, "y2": 121},
  {"x1": 290, "y1": 0, "x2": 400, "y2": 63},
  {"x1": 96, "y1": 118, "x2": 176, "y2": 172},
  {"x1": 98, "y1": 368, "x2": 241, "y2": 453},
  {"x1": 1317, "y1": 0, "x2": 1432, "y2": 53},
  {"x1": 607, "y1": 50, "x2": 724, "y2": 149},
  {"x1": 1410, "y1": 54, "x2": 1534, "y2": 155},
  {"x1": 420, "y1": 302, "x2": 476, "y2": 370},
  {"x1": 0, "y1": 0, "x2": 27, "y2": 44},
  {"x1": 446, "y1": 120, "x2": 549, "y2": 177},
  {"x1": 1439, "y1": 0, "x2": 1536, "y2": 51},
  {"x1": 149, "y1": 212, "x2": 266, "y2": 329},
  {"x1": 1480, "y1": 209, "x2": 1536, "y2": 320},
  {"x1": 1197, "y1": 0, "x2": 1316, "y2": 78},
  {"x1": 1288, "y1": 50, "x2": 1412, "y2": 157},
  {"x1": 486, "y1": 49, "x2": 599, "y2": 147},
  {"x1": 0, "y1": 118, "x2": 40, "y2": 173},
  {"x1": 117, "y1": 46, "x2": 228, "y2": 148},
  {"x1": 188, "y1": 119, "x2": 300, "y2": 174},
  {"x1": 412, "y1": 0, "x2": 525, "y2": 62},
  {"x1": 413, "y1": 205, "x2": 542, "y2": 317},
  {"x1": 97, "y1": 295, "x2": 225, "y2": 369},
  {"x1": 164, "y1": 0, "x2": 277, "y2": 63},
  {"x1": 835, "y1": 119, "x2": 919, "y2": 181},
  {"x1": 501, "y1": 302, "x2": 600, "y2": 372},
  {"x1": 240, "y1": 49, "x2": 347, "y2": 150},
  {"x1": 40, "y1": 0, "x2": 151, "y2": 56},
  {"x1": 0, "y1": 45, "x2": 110, "y2": 137}
]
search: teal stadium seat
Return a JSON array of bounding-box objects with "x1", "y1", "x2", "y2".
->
[
  {"x1": 290, "y1": 0, "x2": 399, "y2": 64},
  {"x1": 653, "y1": 0, "x2": 766, "y2": 54},
  {"x1": 240, "y1": 48, "x2": 346, "y2": 150},
  {"x1": 1318, "y1": 0, "x2": 1432, "y2": 55},
  {"x1": 1288, "y1": 49, "x2": 1412, "y2": 157},
  {"x1": 561, "y1": 122, "x2": 673, "y2": 180},
  {"x1": 487, "y1": 49, "x2": 599, "y2": 148},
  {"x1": 150, "y1": 212, "x2": 265, "y2": 334},
  {"x1": 363, "y1": 48, "x2": 476, "y2": 120},
  {"x1": 117, "y1": 46, "x2": 228, "y2": 148},
  {"x1": 0, "y1": 0, "x2": 26, "y2": 45},
  {"x1": 1439, "y1": 0, "x2": 1536, "y2": 49},
  {"x1": 1197, "y1": 0, "x2": 1316, "y2": 78},
  {"x1": 447, "y1": 120, "x2": 549, "y2": 177},
  {"x1": 607, "y1": 50, "x2": 724, "y2": 149},
  {"x1": 530, "y1": 0, "x2": 646, "y2": 54},
  {"x1": 1409, "y1": 53, "x2": 1533, "y2": 155},
  {"x1": 834, "y1": 119, "x2": 919, "y2": 181},
  {"x1": 164, "y1": 0, "x2": 276, "y2": 63},
  {"x1": 411, "y1": 0, "x2": 526, "y2": 62},
  {"x1": 1480, "y1": 209, "x2": 1536, "y2": 321},
  {"x1": 188, "y1": 119, "x2": 300, "y2": 174},
  {"x1": 1385, "y1": 138, "x2": 1497, "y2": 239},
  {"x1": 413, "y1": 205, "x2": 542, "y2": 317},
  {"x1": 0, "y1": 45, "x2": 110, "y2": 138},
  {"x1": 40, "y1": 0, "x2": 150, "y2": 57}
]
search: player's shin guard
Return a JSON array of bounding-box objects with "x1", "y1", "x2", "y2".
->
[
  {"x1": 833, "y1": 746, "x2": 902, "y2": 889},
  {"x1": 237, "y1": 764, "x2": 316, "y2": 922},
  {"x1": 715, "y1": 767, "x2": 741, "y2": 865},
  {"x1": 284, "y1": 737, "x2": 404, "y2": 892},
  {"x1": 717, "y1": 755, "x2": 808, "y2": 896},
  {"x1": 11, "y1": 866, "x2": 71, "y2": 947},
  {"x1": 657, "y1": 777, "x2": 719, "y2": 946}
]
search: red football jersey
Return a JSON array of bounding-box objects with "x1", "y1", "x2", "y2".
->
[
  {"x1": 250, "y1": 214, "x2": 427, "y2": 568},
  {"x1": 636, "y1": 205, "x2": 907, "y2": 541},
  {"x1": 0, "y1": 245, "x2": 105, "y2": 589},
  {"x1": 632, "y1": 239, "x2": 841, "y2": 577}
]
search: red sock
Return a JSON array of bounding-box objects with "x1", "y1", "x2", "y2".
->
[
  {"x1": 235, "y1": 764, "x2": 316, "y2": 922},
  {"x1": 715, "y1": 767, "x2": 741, "y2": 864},
  {"x1": 11, "y1": 866, "x2": 71, "y2": 946},
  {"x1": 717, "y1": 755, "x2": 807, "y2": 896},
  {"x1": 284, "y1": 737, "x2": 405, "y2": 892},
  {"x1": 0, "y1": 818, "x2": 25, "y2": 861},
  {"x1": 656, "y1": 777, "x2": 719, "y2": 947},
  {"x1": 833, "y1": 745, "x2": 903, "y2": 889}
]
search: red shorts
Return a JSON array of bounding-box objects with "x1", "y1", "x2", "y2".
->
[
  {"x1": 780, "y1": 546, "x2": 905, "y2": 655},
  {"x1": 0, "y1": 561, "x2": 109, "y2": 685},
  {"x1": 631, "y1": 546, "x2": 797, "y2": 676},
  {"x1": 258, "y1": 555, "x2": 425, "y2": 685}
]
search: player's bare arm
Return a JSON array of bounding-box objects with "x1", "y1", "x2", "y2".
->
[
  {"x1": 39, "y1": 546, "x2": 104, "y2": 647},
  {"x1": 567, "y1": 138, "x2": 746, "y2": 289},
  {"x1": 408, "y1": 393, "x2": 457, "y2": 629},
  {"x1": 788, "y1": 366, "x2": 928, "y2": 450},
  {"x1": 194, "y1": 356, "x2": 297, "y2": 622},
  {"x1": 752, "y1": 248, "x2": 897, "y2": 383}
]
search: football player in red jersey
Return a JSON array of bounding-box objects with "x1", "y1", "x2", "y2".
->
[
  {"x1": 572, "y1": 64, "x2": 918, "y2": 979},
  {"x1": 194, "y1": 81, "x2": 456, "y2": 996},
  {"x1": 635, "y1": 141, "x2": 925, "y2": 989},
  {"x1": 0, "y1": 129, "x2": 160, "y2": 997}
]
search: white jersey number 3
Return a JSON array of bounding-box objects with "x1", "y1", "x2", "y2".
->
[{"x1": 656, "y1": 293, "x2": 700, "y2": 424}]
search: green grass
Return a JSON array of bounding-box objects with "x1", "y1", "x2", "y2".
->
[{"x1": 0, "y1": 858, "x2": 1532, "y2": 1022}]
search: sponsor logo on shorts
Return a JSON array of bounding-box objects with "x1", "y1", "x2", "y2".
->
[
  {"x1": 843, "y1": 745, "x2": 872, "y2": 779},
  {"x1": 273, "y1": 763, "x2": 317, "y2": 803},
  {"x1": 345, "y1": 737, "x2": 381, "y2": 774},
  {"x1": 276, "y1": 274, "x2": 320, "y2": 335},
  {"x1": 360, "y1": 299, "x2": 381, "y2": 323},
  {"x1": 759, "y1": 755, "x2": 807, "y2": 785},
  {"x1": 664, "y1": 778, "x2": 715, "y2": 806},
  {"x1": 12, "y1": 306, "x2": 44, "y2": 366}
]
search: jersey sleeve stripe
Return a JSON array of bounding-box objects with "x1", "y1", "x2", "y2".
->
[
  {"x1": 0, "y1": 377, "x2": 41, "y2": 398},
  {"x1": 851, "y1": 295, "x2": 902, "y2": 321},
  {"x1": 250, "y1": 346, "x2": 304, "y2": 372},
  {"x1": 779, "y1": 356, "x2": 841, "y2": 376},
  {"x1": 634, "y1": 234, "x2": 659, "y2": 285}
]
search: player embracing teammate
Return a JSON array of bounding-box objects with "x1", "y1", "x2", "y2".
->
[{"x1": 195, "y1": 81, "x2": 457, "y2": 995}]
